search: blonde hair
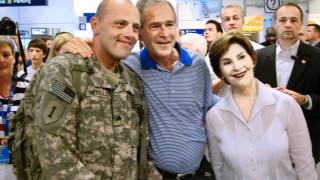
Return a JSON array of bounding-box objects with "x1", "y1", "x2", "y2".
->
[{"x1": 48, "y1": 32, "x2": 73, "y2": 59}]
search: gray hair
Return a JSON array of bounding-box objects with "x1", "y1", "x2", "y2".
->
[
  {"x1": 136, "y1": 0, "x2": 176, "y2": 27},
  {"x1": 0, "y1": 35, "x2": 16, "y2": 56},
  {"x1": 220, "y1": 4, "x2": 244, "y2": 20}
]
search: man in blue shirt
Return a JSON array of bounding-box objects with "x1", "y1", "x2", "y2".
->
[
  {"x1": 127, "y1": 2, "x2": 213, "y2": 179},
  {"x1": 61, "y1": 0, "x2": 214, "y2": 179}
]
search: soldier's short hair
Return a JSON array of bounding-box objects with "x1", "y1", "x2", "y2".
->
[
  {"x1": 96, "y1": 0, "x2": 134, "y2": 21},
  {"x1": 136, "y1": 0, "x2": 176, "y2": 27}
]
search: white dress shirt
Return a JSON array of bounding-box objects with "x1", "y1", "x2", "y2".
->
[{"x1": 275, "y1": 40, "x2": 300, "y2": 87}]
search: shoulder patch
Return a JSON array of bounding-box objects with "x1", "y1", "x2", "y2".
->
[
  {"x1": 42, "y1": 100, "x2": 65, "y2": 125},
  {"x1": 49, "y1": 80, "x2": 75, "y2": 104}
]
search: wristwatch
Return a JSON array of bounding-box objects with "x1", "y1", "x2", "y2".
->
[{"x1": 303, "y1": 95, "x2": 310, "y2": 108}]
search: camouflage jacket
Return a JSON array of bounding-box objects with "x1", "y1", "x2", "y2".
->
[{"x1": 31, "y1": 54, "x2": 159, "y2": 180}]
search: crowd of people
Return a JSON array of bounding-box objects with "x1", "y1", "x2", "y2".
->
[{"x1": 1, "y1": 0, "x2": 320, "y2": 179}]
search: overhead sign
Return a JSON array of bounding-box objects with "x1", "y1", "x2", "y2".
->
[
  {"x1": 180, "y1": 29, "x2": 204, "y2": 36},
  {"x1": 264, "y1": 0, "x2": 282, "y2": 13},
  {"x1": 83, "y1": 13, "x2": 95, "y2": 23},
  {"x1": 0, "y1": 0, "x2": 48, "y2": 7}
]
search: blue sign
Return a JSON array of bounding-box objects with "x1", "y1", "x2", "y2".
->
[
  {"x1": 0, "y1": 0, "x2": 48, "y2": 7},
  {"x1": 180, "y1": 29, "x2": 204, "y2": 36},
  {"x1": 83, "y1": 13, "x2": 96, "y2": 23}
]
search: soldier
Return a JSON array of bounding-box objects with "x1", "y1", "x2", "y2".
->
[{"x1": 19, "y1": 0, "x2": 160, "y2": 179}]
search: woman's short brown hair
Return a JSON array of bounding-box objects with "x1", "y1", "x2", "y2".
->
[{"x1": 209, "y1": 32, "x2": 256, "y2": 81}]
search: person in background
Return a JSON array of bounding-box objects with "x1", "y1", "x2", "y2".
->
[
  {"x1": 255, "y1": 2, "x2": 320, "y2": 165},
  {"x1": 220, "y1": 4, "x2": 264, "y2": 50},
  {"x1": 47, "y1": 32, "x2": 73, "y2": 59},
  {"x1": 203, "y1": 19, "x2": 223, "y2": 88},
  {"x1": 297, "y1": 27, "x2": 308, "y2": 43},
  {"x1": 40, "y1": 36, "x2": 52, "y2": 61},
  {"x1": 20, "y1": 38, "x2": 47, "y2": 82},
  {"x1": 207, "y1": 31, "x2": 317, "y2": 180},
  {"x1": 260, "y1": 26, "x2": 277, "y2": 46},
  {"x1": 40, "y1": 36, "x2": 52, "y2": 51},
  {"x1": 204, "y1": 19, "x2": 223, "y2": 53},
  {"x1": 306, "y1": 23, "x2": 320, "y2": 48}
]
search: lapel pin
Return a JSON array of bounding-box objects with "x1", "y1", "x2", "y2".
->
[{"x1": 301, "y1": 60, "x2": 306, "y2": 64}]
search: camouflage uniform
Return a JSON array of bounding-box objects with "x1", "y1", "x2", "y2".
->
[{"x1": 30, "y1": 54, "x2": 157, "y2": 179}]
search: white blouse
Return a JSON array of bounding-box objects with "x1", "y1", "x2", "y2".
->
[{"x1": 206, "y1": 80, "x2": 317, "y2": 180}]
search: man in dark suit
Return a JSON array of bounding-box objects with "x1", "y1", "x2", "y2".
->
[
  {"x1": 255, "y1": 2, "x2": 320, "y2": 164},
  {"x1": 306, "y1": 23, "x2": 320, "y2": 48}
]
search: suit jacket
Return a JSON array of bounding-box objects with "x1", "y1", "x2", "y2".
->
[
  {"x1": 314, "y1": 41, "x2": 320, "y2": 48},
  {"x1": 255, "y1": 42, "x2": 320, "y2": 133}
]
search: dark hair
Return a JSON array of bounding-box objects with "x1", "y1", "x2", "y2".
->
[
  {"x1": 0, "y1": 17, "x2": 16, "y2": 35},
  {"x1": 205, "y1": 19, "x2": 223, "y2": 33},
  {"x1": 209, "y1": 32, "x2": 256, "y2": 82},
  {"x1": 136, "y1": 0, "x2": 176, "y2": 27},
  {"x1": 307, "y1": 23, "x2": 320, "y2": 33},
  {"x1": 28, "y1": 38, "x2": 48, "y2": 61},
  {"x1": 274, "y1": 2, "x2": 303, "y2": 21}
]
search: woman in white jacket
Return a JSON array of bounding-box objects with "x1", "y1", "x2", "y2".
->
[{"x1": 206, "y1": 32, "x2": 317, "y2": 180}]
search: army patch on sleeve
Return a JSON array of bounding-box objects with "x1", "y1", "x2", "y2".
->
[
  {"x1": 49, "y1": 80, "x2": 75, "y2": 104},
  {"x1": 43, "y1": 100, "x2": 65, "y2": 125}
]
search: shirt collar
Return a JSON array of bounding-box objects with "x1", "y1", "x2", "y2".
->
[
  {"x1": 140, "y1": 42, "x2": 192, "y2": 70},
  {"x1": 311, "y1": 40, "x2": 320, "y2": 46},
  {"x1": 276, "y1": 39, "x2": 300, "y2": 56}
]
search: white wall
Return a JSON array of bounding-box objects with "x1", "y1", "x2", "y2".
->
[{"x1": 0, "y1": 0, "x2": 77, "y2": 35}]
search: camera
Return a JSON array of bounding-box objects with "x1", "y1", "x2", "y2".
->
[{"x1": 0, "y1": 17, "x2": 17, "y2": 35}]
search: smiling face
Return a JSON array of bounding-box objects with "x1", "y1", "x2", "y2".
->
[
  {"x1": 139, "y1": 2, "x2": 177, "y2": 60},
  {"x1": 219, "y1": 43, "x2": 255, "y2": 89},
  {"x1": 91, "y1": 0, "x2": 140, "y2": 61}
]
